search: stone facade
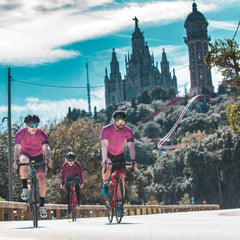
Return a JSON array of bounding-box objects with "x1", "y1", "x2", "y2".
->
[
  {"x1": 184, "y1": 2, "x2": 214, "y2": 96},
  {"x1": 104, "y1": 17, "x2": 178, "y2": 107}
]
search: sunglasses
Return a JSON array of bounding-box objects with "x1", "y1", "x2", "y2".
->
[
  {"x1": 29, "y1": 124, "x2": 39, "y2": 128},
  {"x1": 116, "y1": 119, "x2": 125, "y2": 124},
  {"x1": 67, "y1": 158, "x2": 75, "y2": 162}
]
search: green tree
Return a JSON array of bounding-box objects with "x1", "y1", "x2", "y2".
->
[
  {"x1": 204, "y1": 39, "x2": 240, "y2": 132},
  {"x1": 137, "y1": 89, "x2": 152, "y2": 104},
  {"x1": 151, "y1": 86, "x2": 166, "y2": 100},
  {"x1": 205, "y1": 39, "x2": 240, "y2": 90}
]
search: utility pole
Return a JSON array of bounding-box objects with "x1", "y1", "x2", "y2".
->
[
  {"x1": 8, "y1": 67, "x2": 13, "y2": 201},
  {"x1": 86, "y1": 60, "x2": 91, "y2": 114}
]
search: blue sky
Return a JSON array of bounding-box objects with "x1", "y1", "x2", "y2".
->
[{"x1": 0, "y1": 0, "x2": 239, "y2": 126}]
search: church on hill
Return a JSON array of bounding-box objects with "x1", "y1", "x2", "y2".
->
[{"x1": 104, "y1": 17, "x2": 178, "y2": 107}]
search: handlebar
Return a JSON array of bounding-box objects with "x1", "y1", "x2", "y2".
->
[
  {"x1": 16, "y1": 160, "x2": 49, "y2": 167},
  {"x1": 67, "y1": 179, "x2": 82, "y2": 185},
  {"x1": 103, "y1": 160, "x2": 136, "y2": 173},
  {"x1": 108, "y1": 162, "x2": 131, "y2": 166}
]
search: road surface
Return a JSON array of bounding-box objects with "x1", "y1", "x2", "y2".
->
[{"x1": 1, "y1": 208, "x2": 240, "y2": 240}]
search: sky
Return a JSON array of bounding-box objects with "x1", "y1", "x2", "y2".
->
[{"x1": 0, "y1": 0, "x2": 239, "y2": 126}]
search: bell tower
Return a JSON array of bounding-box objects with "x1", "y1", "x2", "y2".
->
[{"x1": 184, "y1": 2, "x2": 214, "y2": 95}]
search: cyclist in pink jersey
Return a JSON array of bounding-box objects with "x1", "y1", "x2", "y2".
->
[
  {"x1": 101, "y1": 110, "x2": 137, "y2": 214},
  {"x1": 12, "y1": 114, "x2": 53, "y2": 218}
]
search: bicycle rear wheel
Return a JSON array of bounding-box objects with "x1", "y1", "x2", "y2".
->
[
  {"x1": 71, "y1": 192, "x2": 77, "y2": 222},
  {"x1": 31, "y1": 180, "x2": 38, "y2": 228},
  {"x1": 115, "y1": 178, "x2": 124, "y2": 223},
  {"x1": 107, "y1": 183, "x2": 114, "y2": 223}
]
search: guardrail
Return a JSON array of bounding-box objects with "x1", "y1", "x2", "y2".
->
[{"x1": 0, "y1": 201, "x2": 219, "y2": 221}]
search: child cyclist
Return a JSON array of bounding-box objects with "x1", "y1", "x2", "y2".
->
[{"x1": 60, "y1": 152, "x2": 83, "y2": 214}]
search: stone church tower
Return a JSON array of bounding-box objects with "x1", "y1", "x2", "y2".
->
[
  {"x1": 105, "y1": 17, "x2": 178, "y2": 107},
  {"x1": 184, "y1": 2, "x2": 214, "y2": 96}
]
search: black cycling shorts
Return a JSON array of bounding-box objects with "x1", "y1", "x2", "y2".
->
[
  {"x1": 107, "y1": 152, "x2": 126, "y2": 172},
  {"x1": 20, "y1": 153, "x2": 45, "y2": 172}
]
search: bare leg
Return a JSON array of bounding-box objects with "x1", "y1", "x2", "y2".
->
[
  {"x1": 19, "y1": 155, "x2": 29, "y2": 180},
  {"x1": 37, "y1": 172, "x2": 46, "y2": 198},
  {"x1": 102, "y1": 164, "x2": 112, "y2": 183}
]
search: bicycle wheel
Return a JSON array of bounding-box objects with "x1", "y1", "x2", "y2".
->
[
  {"x1": 115, "y1": 178, "x2": 124, "y2": 223},
  {"x1": 71, "y1": 192, "x2": 77, "y2": 222},
  {"x1": 107, "y1": 183, "x2": 114, "y2": 223},
  {"x1": 31, "y1": 179, "x2": 38, "y2": 228}
]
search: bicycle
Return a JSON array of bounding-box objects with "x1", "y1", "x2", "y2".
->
[
  {"x1": 17, "y1": 160, "x2": 48, "y2": 228},
  {"x1": 66, "y1": 178, "x2": 82, "y2": 222},
  {"x1": 104, "y1": 161, "x2": 134, "y2": 223}
]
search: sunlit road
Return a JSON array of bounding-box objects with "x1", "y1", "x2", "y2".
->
[{"x1": 1, "y1": 209, "x2": 240, "y2": 240}]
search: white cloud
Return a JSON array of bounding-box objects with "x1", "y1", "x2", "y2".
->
[
  {"x1": 208, "y1": 20, "x2": 239, "y2": 31},
  {"x1": 0, "y1": 88, "x2": 105, "y2": 125},
  {"x1": 0, "y1": 0, "x2": 221, "y2": 66}
]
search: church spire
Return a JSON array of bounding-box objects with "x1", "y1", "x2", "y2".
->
[{"x1": 110, "y1": 48, "x2": 120, "y2": 76}]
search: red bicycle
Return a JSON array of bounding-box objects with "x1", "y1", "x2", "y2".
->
[
  {"x1": 105, "y1": 162, "x2": 133, "y2": 223},
  {"x1": 67, "y1": 178, "x2": 81, "y2": 222}
]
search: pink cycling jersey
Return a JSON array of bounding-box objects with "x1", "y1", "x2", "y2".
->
[
  {"x1": 60, "y1": 162, "x2": 83, "y2": 184},
  {"x1": 101, "y1": 123, "x2": 134, "y2": 156},
  {"x1": 14, "y1": 128, "x2": 48, "y2": 157}
]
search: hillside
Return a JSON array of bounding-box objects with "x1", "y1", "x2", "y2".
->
[{"x1": 1, "y1": 94, "x2": 239, "y2": 209}]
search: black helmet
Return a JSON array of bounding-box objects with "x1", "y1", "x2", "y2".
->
[
  {"x1": 65, "y1": 152, "x2": 76, "y2": 160},
  {"x1": 112, "y1": 110, "x2": 126, "y2": 120},
  {"x1": 24, "y1": 114, "x2": 40, "y2": 124}
]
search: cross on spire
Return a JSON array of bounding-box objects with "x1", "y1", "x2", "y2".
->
[{"x1": 132, "y1": 16, "x2": 139, "y2": 29}]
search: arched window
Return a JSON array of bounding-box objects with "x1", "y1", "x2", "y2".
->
[
  {"x1": 198, "y1": 50, "x2": 201, "y2": 60},
  {"x1": 200, "y1": 70, "x2": 203, "y2": 80}
]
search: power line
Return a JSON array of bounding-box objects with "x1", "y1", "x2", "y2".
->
[
  {"x1": 12, "y1": 79, "x2": 104, "y2": 89},
  {"x1": 11, "y1": 64, "x2": 189, "y2": 89},
  {"x1": 232, "y1": 20, "x2": 240, "y2": 41}
]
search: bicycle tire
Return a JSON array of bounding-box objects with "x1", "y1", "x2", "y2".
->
[
  {"x1": 107, "y1": 183, "x2": 114, "y2": 223},
  {"x1": 31, "y1": 178, "x2": 38, "y2": 228},
  {"x1": 115, "y1": 178, "x2": 124, "y2": 223},
  {"x1": 71, "y1": 192, "x2": 77, "y2": 222}
]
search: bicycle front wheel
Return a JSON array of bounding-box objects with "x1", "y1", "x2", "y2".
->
[
  {"x1": 115, "y1": 178, "x2": 124, "y2": 223},
  {"x1": 70, "y1": 192, "x2": 77, "y2": 222},
  {"x1": 107, "y1": 183, "x2": 114, "y2": 223},
  {"x1": 31, "y1": 180, "x2": 38, "y2": 228}
]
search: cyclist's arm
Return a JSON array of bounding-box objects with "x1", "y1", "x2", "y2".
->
[
  {"x1": 13, "y1": 144, "x2": 21, "y2": 169},
  {"x1": 127, "y1": 141, "x2": 138, "y2": 169},
  {"x1": 127, "y1": 141, "x2": 135, "y2": 161},
  {"x1": 60, "y1": 165, "x2": 65, "y2": 188},
  {"x1": 101, "y1": 139, "x2": 110, "y2": 167},
  {"x1": 77, "y1": 164, "x2": 83, "y2": 184},
  {"x1": 42, "y1": 143, "x2": 52, "y2": 168}
]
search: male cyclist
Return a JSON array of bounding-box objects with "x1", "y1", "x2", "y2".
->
[
  {"x1": 101, "y1": 110, "x2": 137, "y2": 214},
  {"x1": 12, "y1": 114, "x2": 53, "y2": 218}
]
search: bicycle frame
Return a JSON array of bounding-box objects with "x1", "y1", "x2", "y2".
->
[
  {"x1": 105, "y1": 162, "x2": 132, "y2": 223},
  {"x1": 67, "y1": 179, "x2": 81, "y2": 222},
  {"x1": 109, "y1": 169, "x2": 120, "y2": 208},
  {"x1": 18, "y1": 160, "x2": 47, "y2": 228}
]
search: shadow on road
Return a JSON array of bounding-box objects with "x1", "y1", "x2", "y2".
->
[
  {"x1": 105, "y1": 222, "x2": 142, "y2": 225},
  {"x1": 14, "y1": 226, "x2": 46, "y2": 229}
]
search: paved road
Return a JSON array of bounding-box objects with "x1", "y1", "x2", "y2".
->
[{"x1": 1, "y1": 208, "x2": 240, "y2": 240}]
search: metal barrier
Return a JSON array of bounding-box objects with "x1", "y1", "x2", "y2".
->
[{"x1": 0, "y1": 201, "x2": 219, "y2": 221}]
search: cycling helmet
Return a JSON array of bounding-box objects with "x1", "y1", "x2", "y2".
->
[
  {"x1": 112, "y1": 110, "x2": 126, "y2": 120},
  {"x1": 65, "y1": 152, "x2": 76, "y2": 160},
  {"x1": 24, "y1": 114, "x2": 40, "y2": 124}
]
